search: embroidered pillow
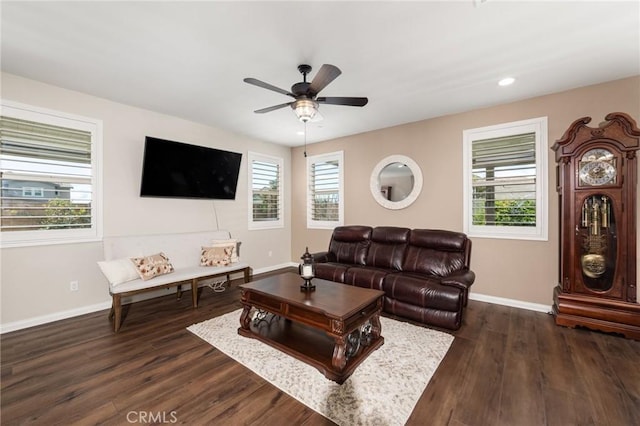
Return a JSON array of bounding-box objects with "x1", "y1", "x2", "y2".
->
[
  {"x1": 97, "y1": 258, "x2": 140, "y2": 286},
  {"x1": 130, "y1": 252, "x2": 175, "y2": 281},
  {"x1": 210, "y1": 238, "x2": 239, "y2": 263},
  {"x1": 201, "y1": 246, "x2": 233, "y2": 267}
]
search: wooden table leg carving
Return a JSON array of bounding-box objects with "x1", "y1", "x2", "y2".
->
[
  {"x1": 370, "y1": 311, "x2": 382, "y2": 339},
  {"x1": 239, "y1": 305, "x2": 252, "y2": 331},
  {"x1": 332, "y1": 335, "x2": 348, "y2": 371}
]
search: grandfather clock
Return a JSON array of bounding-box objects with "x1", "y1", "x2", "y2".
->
[{"x1": 552, "y1": 112, "x2": 639, "y2": 340}]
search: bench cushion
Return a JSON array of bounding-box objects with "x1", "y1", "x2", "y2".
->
[{"x1": 109, "y1": 262, "x2": 250, "y2": 294}]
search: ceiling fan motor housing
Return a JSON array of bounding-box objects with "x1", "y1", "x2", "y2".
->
[{"x1": 291, "y1": 82, "x2": 311, "y2": 97}]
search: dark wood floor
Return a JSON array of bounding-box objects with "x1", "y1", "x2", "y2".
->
[{"x1": 2, "y1": 270, "x2": 639, "y2": 425}]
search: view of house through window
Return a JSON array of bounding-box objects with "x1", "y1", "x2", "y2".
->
[
  {"x1": 463, "y1": 117, "x2": 548, "y2": 240},
  {"x1": 0, "y1": 102, "x2": 101, "y2": 246}
]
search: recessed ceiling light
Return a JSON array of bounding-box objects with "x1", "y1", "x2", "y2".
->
[
  {"x1": 498, "y1": 77, "x2": 515, "y2": 87},
  {"x1": 296, "y1": 131, "x2": 305, "y2": 135}
]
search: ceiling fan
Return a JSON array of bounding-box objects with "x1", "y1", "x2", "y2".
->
[{"x1": 243, "y1": 64, "x2": 368, "y2": 122}]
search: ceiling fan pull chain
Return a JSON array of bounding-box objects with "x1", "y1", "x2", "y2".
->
[{"x1": 304, "y1": 122, "x2": 308, "y2": 157}]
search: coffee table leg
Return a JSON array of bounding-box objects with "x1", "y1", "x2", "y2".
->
[
  {"x1": 370, "y1": 312, "x2": 382, "y2": 339},
  {"x1": 239, "y1": 305, "x2": 252, "y2": 331},
  {"x1": 332, "y1": 335, "x2": 348, "y2": 371}
]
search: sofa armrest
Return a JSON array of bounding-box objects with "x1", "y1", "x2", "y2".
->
[
  {"x1": 440, "y1": 270, "x2": 476, "y2": 291},
  {"x1": 311, "y1": 251, "x2": 334, "y2": 263}
]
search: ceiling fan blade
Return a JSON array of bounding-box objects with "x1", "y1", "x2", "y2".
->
[
  {"x1": 316, "y1": 97, "x2": 369, "y2": 107},
  {"x1": 254, "y1": 102, "x2": 293, "y2": 114},
  {"x1": 308, "y1": 64, "x2": 342, "y2": 95},
  {"x1": 244, "y1": 78, "x2": 295, "y2": 98}
]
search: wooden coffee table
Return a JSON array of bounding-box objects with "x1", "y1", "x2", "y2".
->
[{"x1": 238, "y1": 272, "x2": 384, "y2": 384}]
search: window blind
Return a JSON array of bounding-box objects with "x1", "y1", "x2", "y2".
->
[
  {"x1": 471, "y1": 132, "x2": 536, "y2": 227},
  {"x1": 251, "y1": 159, "x2": 281, "y2": 222},
  {"x1": 1, "y1": 116, "x2": 91, "y2": 164},
  {"x1": 310, "y1": 160, "x2": 340, "y2": 221},
  {"x1": 0, "y1": 116, "x2": 93, "y2": 232}
]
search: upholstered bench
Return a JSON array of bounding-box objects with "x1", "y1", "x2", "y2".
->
[{"x1": 99, "y1": 230, "x2": 251, "y2": 332}]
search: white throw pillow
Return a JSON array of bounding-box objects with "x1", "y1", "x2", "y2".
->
[
  {"x1": 210, "y1": 238, "x2": 239, "y2": 263},
  {"x1": 98, "y1": 258, "x2": 140, "y2": 286}
]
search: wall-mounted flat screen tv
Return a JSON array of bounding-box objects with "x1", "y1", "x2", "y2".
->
[{"x1": 140, "y1": 136, "x2": 242, "y2": 200}]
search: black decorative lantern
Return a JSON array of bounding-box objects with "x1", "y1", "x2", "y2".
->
[{"x1": 299, "y1": 247, "x2": 316, "y2": 291}]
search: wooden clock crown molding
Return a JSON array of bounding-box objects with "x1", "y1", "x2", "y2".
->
[{"x1": 552, "y1": 112, "x2": 640, "y2": 162}]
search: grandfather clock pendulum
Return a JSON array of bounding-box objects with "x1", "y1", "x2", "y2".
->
[{"x1": 552, "y1": 112, "x2": 640, "y2": 340}]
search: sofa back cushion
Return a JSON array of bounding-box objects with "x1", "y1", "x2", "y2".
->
[
  {"x1": 365, "y1": 226, "x2": 410, "y2": 270},
  {"x1": 328, "y1": 226, "x2": 373, "y2": 265},
  {"x1": 402, "y1": 229, "x2": 470, "y2": 276}
]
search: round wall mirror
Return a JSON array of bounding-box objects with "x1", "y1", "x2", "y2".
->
[{"x1": 370, "y1": 155, "x2": 423, "y2": 209}]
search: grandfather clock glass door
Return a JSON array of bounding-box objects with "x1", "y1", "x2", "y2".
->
[
  {"x1": 552, "y1": 113, "x2": 639, "y2": 340},
  {"x1": 576, "y1": 193, "x2": 619, "y2": 293}
]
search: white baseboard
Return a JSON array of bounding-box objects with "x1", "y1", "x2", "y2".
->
[
  {"x1": 0, "y1": 263, "x2": 295, "y2": 334},
  {"x1": 0, "y1": 301, "x2": 112, "y2": 334},
  {"x1": 469, "y1": 292, "x2": 552, "y2": 313}
]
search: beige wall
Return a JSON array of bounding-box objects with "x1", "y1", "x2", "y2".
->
[
  {"x1": 0, "y1": 73, "x2": 292, "y2": 329},
  {"x1": 2, "y1": 73, "x2": 638, "y2": 329},
  {"x1": 291, "y1": 76, "x2": 640, "y2": 307}
]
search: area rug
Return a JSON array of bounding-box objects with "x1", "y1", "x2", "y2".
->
[{"x1": 187, "y1": 309, "x2": 454, "y2": 426}]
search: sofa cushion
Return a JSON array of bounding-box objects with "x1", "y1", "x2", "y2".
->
[
  {"x1": 365, "y1": 226, "x2": 410, "y2": 270},
  {"x1": 344, "y1": 266, "x2": 389, "y2": 291},
  {"x1": 314, "y1": 262, "x2": 350, "y2": 283},
  {"x1": 402, "y1": 229, "x2": 468, "y2": 276},
  {"x1": 384, "y1": 297, "x2": 462, "y2": 330},
  {"x1": 328, "y1": 226, "x2": 372, "y2": 265},
  {"x1": 382, "y1": 273, "x2": 462, "y2": 312}
]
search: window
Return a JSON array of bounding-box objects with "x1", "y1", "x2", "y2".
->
[
  {"x1": 248, "y1": 152, "x2": 283, "y2": 229},
  {"x1": 307, "y1": 151, "x2": 344, "y2": 229},
  {"x1": 0, "y1": 101, "x2": 102, "y2": 247},
  {"x1": 22, "y1": 187, "x2": 44, "y2": 198},
  {"x1": 463, "y1": 117, "x2": 548, "y2": 240}
]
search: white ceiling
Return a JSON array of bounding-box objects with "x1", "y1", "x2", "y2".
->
[{"x1": 2, "y1": 1, "x2": 638, "y2": 147}]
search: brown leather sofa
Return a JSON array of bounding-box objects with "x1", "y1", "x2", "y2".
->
[{"x1": 311, "y1": 225, "x2": 475, "y2": 330}]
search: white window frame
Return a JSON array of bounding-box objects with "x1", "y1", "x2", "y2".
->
[
  {"x1": 463, "y1": 117, "x2": 548, "y2": 241},
  {"x1": 0, "y1": 100, "x2": 103, "y2": 247},
  {"x1": 306, "y1": 150, "x2": 344, "y2": 229},
  {"x1": 248, "y1": 151, "x2": 284, "y2": 230},
  {"x1": 22, "y1": 187, "x2": 44, "y2": 198}
]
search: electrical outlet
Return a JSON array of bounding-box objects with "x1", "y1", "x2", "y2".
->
[
  {"x1": 70, "y1": 280, "x2": 79, "y2": 292},
  {"x1": 268, "y1": 250, "x2": 273, "y2": 257}
]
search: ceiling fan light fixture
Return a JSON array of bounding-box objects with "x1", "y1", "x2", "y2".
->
[{"x1": 293, "y1": 99, "x2": 318, "y2": 122}]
